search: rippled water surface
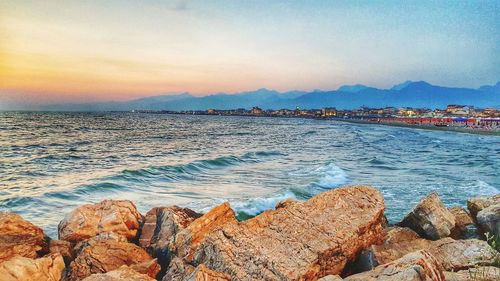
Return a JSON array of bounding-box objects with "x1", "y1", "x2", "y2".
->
[{"x1": 1, "y1": 112, "x2": 499, "y2": 237}]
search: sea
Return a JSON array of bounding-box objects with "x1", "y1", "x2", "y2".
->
[{"x1": 1, "y1": 112, "x2": 498, "y2": 238}]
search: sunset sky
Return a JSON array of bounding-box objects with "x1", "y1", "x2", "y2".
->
[{"x1": 1, "y1": 0, "x2": 499, "y2": 106}]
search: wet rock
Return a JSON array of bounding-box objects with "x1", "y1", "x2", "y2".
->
[
  {"x1": 82, "y1": 266, "x2": 156, "y2": 281},
  {"x1": 0, "y1": 253, "x2": 65, "y2": 281},
  {"x1": 58, "y1": 200, "x2": 143, "y2": 243},
  {"x1": 182, "y1": 264, "x2": 231, "y2": 281},
  {"x1": 467, "y1": 194, "x2": 500, "y2": 220},
  {"x1": 161, "y1": 257, "x2": 195, "y2": 281},
  {"x1": 49, "y1": 239, "x2": 75, "y2": 265},
  {"x1": 476, "y1": 204, "x2": 500, "y2": 236},
  {"x1": 444, "y1": 266, "x2": 500, "y2": 281},
  {"x1": 139, "y1": 206, "x2": 201, "y2": 261},
  {"x1": 193, "y1": 185, "x2": 385, "y2": 280},
  {"x1": 345, "y1": 250, "x2": 445, "y2": 281},
  {"x1": 0, "y1": 212, "x2": 48, "y2": 262},
  {"x1": 448, "y1": 207, "x2": 480, "y2": 239},
  {"x1": 399, "y1": 192, "x2": 455, "y2": 240},
  {"x1": 68, "y1": 240, "x2": 158, "y2": 281},
  {"x1": 174, "y1": 202, "x2": 238, "y2": 262}
]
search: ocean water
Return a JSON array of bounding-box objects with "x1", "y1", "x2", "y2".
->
[{"x1": 1, "y1": 112, "x2": 499, "y2": 238}]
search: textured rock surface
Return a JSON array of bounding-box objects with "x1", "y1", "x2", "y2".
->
[
  {"x1": 358, "y1": 230, "x2": 497, "y2": 272},
  {"x1": 428, "y1": 238, "x2": 498, "y2": 271},
  {"x1": 73, "y1": 232, "x2": 128, "y2": 256},
  {"x1": 476, "y1": 204, "x2": 500, "y2": 236},
  {"x1": 58, "y1": 200, "x2": 143, "y2": 243},
  {"x1": 182, "y1": 264, "x2": 231, "y2": 281},
  {"x1": 68, "y1": 240, "x2": 157, "y2": 281},
  {"x1": 344, "y1": 250, "x2": 445, "y2": 281},
  {"x1": 0, "y1": 254, "x2": 65, "y2": 281},
  {"x1": 448, "y1": 207, "x2": 480, "y2": 239},
  {"x1": 0, "y1": 212, "x2": 48, "y2": 263},
  {"x1": 139, "y1": 206, "x2": 201, "y2": 265},
  {"x1": 467, "y1": 194, "x2": 500, "y2": 220},
  {"x1": 162, "y1": 257, "x2": 195, "y2": 281},
  {"x1": 318, "y1": 275, "x2": 344, "y2": 281},
  {"x1": 399, "y1": 193, "x2": 455, "y2": 240},
  {"x1": 444, "y1": 266, "x2": 500, "y2": 281},
  {"x1": 82, "y1": 266, "x2": 156, "y2": 281},
  {"x1": 49, "y1": 239, "x2": 75, "y2": 265},
  {"x1": 174, "y1": 202, "x2": 238, "y2": 262},
  {"x1": 355, "y1": 227, "x2": 432, "y2": 271},
  {"x1": 193, "y1": 185, "x2": 385, "y2": 280}
]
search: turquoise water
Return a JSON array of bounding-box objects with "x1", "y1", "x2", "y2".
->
[{"x1": 1, "y1": 112, "x2": 498, "y2": 238}]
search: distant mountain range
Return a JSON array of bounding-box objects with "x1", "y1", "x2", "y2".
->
[{"x1": 40, "y1": 81, "x2": 500, "y2": 111}]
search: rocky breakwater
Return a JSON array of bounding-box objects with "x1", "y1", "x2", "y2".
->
[{"x1": 0, "y1": 186, "x2": 498, "y2": 281}]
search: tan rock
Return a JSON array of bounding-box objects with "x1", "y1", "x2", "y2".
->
[
  {"x1": 0, "y1": 253, "x2": 65, "y2": 281},
  {"x1": 0, "y1": 212, "x2": 48, "y2": 263},
  {"x1": 82, "y1": 266, "x2": 156, "y2": 281},
  {"x1": 129, "y1": 259, "x2": 161, "y2": 279},
  {"x1": 318, "y1": 275, "x2": 344, "y2": 281},
  {"x1": 448, "y1": 207, "x2": 480, "y2": 239},
  {"x1": 49, "y1": 239, "x2": 75, "y2": 265},
  {"x1": 58, "y1": 200, "x2": 143, "y2": 243},
  {"x1": 357, "y1": 229, "x2": 497, "y2": 272},
  {"x1": 476, "y1": 204, "x2": 500, "y2": 236},
  {"x1": 193, "y1": 185, "x2": 385, "y2": 280},
  {"x1": 399, "y1": 192, "x2": 455, "y2": 240},
  {"x1": 444, "y1": 266, "x2": 500, "y2": 281},
  {"x1": 182, "y1": 264, "x2": 231, "y2": 281},
  {"x1": 68, "y1": 240, "x2": 158, "y2": 281},
  {"x1": 73, "y1": 232, "x2": 128, "y2": 256},
  {"x1": 467, "y1": 194, "x2": 500, "y2": 220},
  {"x1": 429, "y1": 238, "x2": 498, "y2": 271},
  {"x1": 355, "y1": 227, "x2": 432, "y2": 271},
  {"x1": 139, "y1": 206, "x2": 201, "y2": 260},
  {"x1": 162, "y1": 257, "x2": 195, "y2": 281},
  {"x1": 174, "y1": 202, "x2": 238, "y2": 262},
  {"x1": 344, "y1": 250, "x2": 445, "y2": 281}
]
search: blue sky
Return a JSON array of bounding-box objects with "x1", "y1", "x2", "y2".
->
[{"x1": 0, "y1": 0, "x2": 498, "y2": 104}]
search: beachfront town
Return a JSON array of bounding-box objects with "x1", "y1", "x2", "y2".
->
[{"x1": 134, "y1": 105, "x2": 500, "y2": 132}]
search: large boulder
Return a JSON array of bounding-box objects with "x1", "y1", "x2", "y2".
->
[
  {"x1": 193, "y1": 185, "x2": 385, "y2": 280},
  {"x1": 82, "y1": 266, "x2": 156, "y2": 281},
  {"x1": 162, "y1": 257, "x2": 195, "y2": 281},
  {"x1": 429, "y1": 238, "x2": 498, "y2": 271},
  {"x1": 173, "y1": 202, "x2": 238, "y2": 262},
  {"x1": 399, "y1": 192, "x2": 455, "y2": 240},
  {"x1": 58, "y1": 200, "x2": 143, "y2": 243},
  {"x1": 68, "y1": 240, "x2": 158, "y2": 281},
  {"x1": 49, "y1": 239, "x2": 75, "y2": 265},
  {"x1": 448, "y1": 207, "x2": 480, "y2": 239},
  {"x1": 444, "y1": 266, "x2": 500, "y2": 281},
  {"x1": 476, "y1": 204, "x2": 500, "y2": 236},
  {"x1": 139, "y1": 206, "x2": 201, "y2": 258},
  {"x1": 0, "y1": 253, "x2": 65, "y2": 281},
  {"x1": 0, "y1": 212, "x2": 48, "y2": 263},
  {"x1": 355, "y1": 227, "x2": 433, "y2": 271},
  {"x1": 467, "y1": 194, "x2": 500, "y2": 219},
  {"x1": 73, "y1": 232, "x2": 128, "y2": 256},
  {"x1": 182, "y1": 264, "x2": 230, "y2": 281},
  {"x1": 356, "y1": 227, "x2": 497, "y2": 272},
  {"x1": 344, "y1": 250, "x2": 445, "y2": 281}
]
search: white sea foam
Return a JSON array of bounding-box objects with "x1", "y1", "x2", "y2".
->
[
  {"x1": 315, "y1": 163, "x2": 348, "y2": 188},
  {"x1": 231, "y1": 162, "x2": 348, "y2": 217},
  {"x1": 231, "y1": 191, "x2": 297, "y2": 217},
  {"x1": 474, "y1": 180, "x2": 499, "y2": 195}
]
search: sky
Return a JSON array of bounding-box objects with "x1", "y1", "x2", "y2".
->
[{"x1": 0, "y1": 0, "x2": 499, "y2": 106}]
